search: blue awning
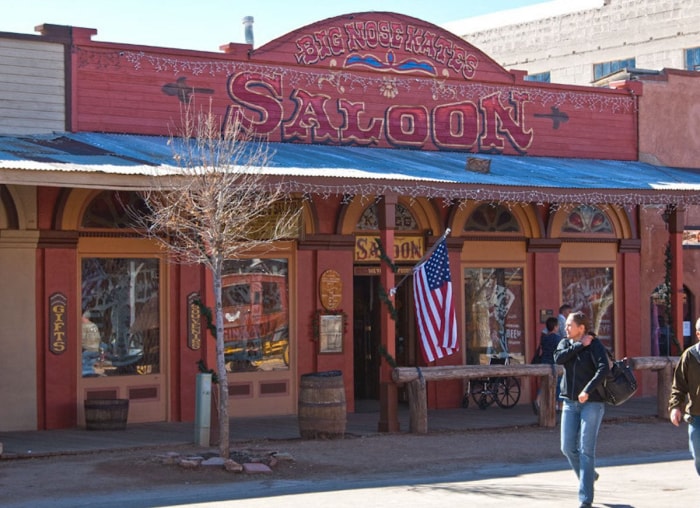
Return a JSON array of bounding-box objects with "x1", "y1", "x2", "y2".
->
[{"x1": 0, "y1": 132, "x2": 699, "y2": 205}]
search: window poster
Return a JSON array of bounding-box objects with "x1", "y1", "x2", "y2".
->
[
  {"x1": 464, "y1": 267, "x2": 524, "y2": 365},
  {"x1": 561, "y1": 267, "x2": 614, "y2": 349}
]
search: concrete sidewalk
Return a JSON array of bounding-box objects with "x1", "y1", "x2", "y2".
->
[
  {"x1": 190, "y1": 453, "x2": 699, "y2": 508},
  {"x1": 0, "y1": 397, "x2": 660, "y2": 458}
]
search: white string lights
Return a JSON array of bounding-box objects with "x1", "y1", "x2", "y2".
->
[{"x1": 279, "y1": 179, "x2": 700, "y2": 207}]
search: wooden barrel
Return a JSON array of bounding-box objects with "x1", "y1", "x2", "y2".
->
[
  {"x1": 298, "y1": 370, "x2": 346, "y2": 439},
  {"x1": 84, "y1": 398, "x2": 129, "y2": 430}
]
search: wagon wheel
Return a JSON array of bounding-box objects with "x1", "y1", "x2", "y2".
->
[{"x1": 495, "y1": 376, "x2": 521, "y2": 409}]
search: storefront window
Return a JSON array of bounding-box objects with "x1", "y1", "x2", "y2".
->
[
  {"x1": 81, "y1": 258, "x2": 160, "y2": 377},
  {"x1": 561, "y1": 267, "x2": 614, "y2": 348},
  {"x1": 464, "y1": 267, "x2": 524, "y2": 365},
  {"x1": 222, "y1": 258, "x2": 290, "y2": 373}
]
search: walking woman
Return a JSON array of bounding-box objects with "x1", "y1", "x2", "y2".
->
[{"x1": 554, "y1": 311, "x2": 610, "y2": 508}]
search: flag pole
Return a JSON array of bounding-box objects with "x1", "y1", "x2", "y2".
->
[{"x1": 389, "y1": 228, "x2": 451, "y2": 296}]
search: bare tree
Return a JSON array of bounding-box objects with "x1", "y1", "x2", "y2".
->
[{"x1": 133, "y1": 101, "x2": 301, "y2": 458}]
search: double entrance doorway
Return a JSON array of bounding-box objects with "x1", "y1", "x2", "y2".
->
[{"x1": 352, "y1": 273, "x2": 417, "y2": 402}]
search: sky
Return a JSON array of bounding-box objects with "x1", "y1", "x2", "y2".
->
[{"x1": 0, "y1": 0, "x2": 552, "y2": 51}]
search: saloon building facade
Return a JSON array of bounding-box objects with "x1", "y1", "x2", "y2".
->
[{"x1": 1, "y1": 12, "x2": 699, "y2": 431}]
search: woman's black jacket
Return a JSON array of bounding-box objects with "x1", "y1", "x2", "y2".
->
[{"x1": 554, "y1": 337, "x2": 610, "y2": 402}]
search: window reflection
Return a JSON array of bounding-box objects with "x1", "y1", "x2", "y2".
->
[
  {"x1": 81, "y1": 258, "x2": 160, "y2": 377},
  {"x1": 561, "y1": 267, "x2": 614, "y2": 348},
  {"x1": 222, "y1": 258, "x2": 290, "y2": 373},
  {"x1": 464, "y1": 268, "x2": 524, "y2": 365}
]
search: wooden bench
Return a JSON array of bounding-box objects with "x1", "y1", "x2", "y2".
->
[{"x1": 392, "y1": 356, "x2": 679, "y2": 433}]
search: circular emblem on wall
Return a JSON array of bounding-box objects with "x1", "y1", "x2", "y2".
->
[{"x1": 319, "y1": 269, "x2": 342, "y2": 310}]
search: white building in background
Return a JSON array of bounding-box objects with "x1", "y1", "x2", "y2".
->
[{"x1": 444, "y1": 0, "x2": 700, "y2": 85}]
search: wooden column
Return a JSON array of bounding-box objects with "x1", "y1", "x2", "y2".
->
[
  {"x1": 619, "y1": 238, "x2": 642, "y2": 357},
  {"x1": 668, "y1": 205, "x2": 684, "y2": 355},
  {"x1": 378, "y1": 194, "x2": 400, "y2": 432},
  {"x1": 527, "y1": 238, "x2": 561, "y2": 411}
]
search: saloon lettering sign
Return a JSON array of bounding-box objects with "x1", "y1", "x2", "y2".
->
[
  {"x1": 75, "y1": 11, "x2": 637, "y2": 160},
  {"x1": 355, "y1": 235, "x2": 424, "y2": 263},
  {"x1": 226, "y1": 72, "x2": 533, "y2": 152}
]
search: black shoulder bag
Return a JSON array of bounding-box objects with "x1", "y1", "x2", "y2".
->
[{"x1": 595, "y1": 347, "x2": 638, "y2": 406}]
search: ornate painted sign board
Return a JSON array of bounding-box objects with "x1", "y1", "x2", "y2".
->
[
  {"x1": 73, "y1": 12, "x2": 636, "y2": 161},
  {"x1": 49, "y1": 292, "x2": 67, "y2": 355}
]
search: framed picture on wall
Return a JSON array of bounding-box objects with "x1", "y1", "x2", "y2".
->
[{"x1": 319, "y1": 314, "x2": 344, "y2": 354}]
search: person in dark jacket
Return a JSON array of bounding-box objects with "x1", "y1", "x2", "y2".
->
[
  {"x1": 540, "y1": 316, "x2": 560, "y2": 364},
  {"x1": 554, "y1": 311, "x2": 610, "y2": 508},
  {"x1": 669, "y1": 316, "x2": 700, "y2": 475},
  {"x1": 533, "y1": 316, "x2": 561, "y2": 414}
]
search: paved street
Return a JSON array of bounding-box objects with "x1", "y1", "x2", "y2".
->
[
  {"x1": 6, "y1": 451, "x2": 697, "y2": 508},
  {"x1": 176, "y1": 454, "x2": 699, "y2": 508}
]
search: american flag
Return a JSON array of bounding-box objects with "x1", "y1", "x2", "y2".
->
[{"x1": 413, "y1": 238, "x2": 458, "y2": 363}]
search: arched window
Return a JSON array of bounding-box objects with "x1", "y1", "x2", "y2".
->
[
  {"x1": 81, "y1": 191, "x2": 147, "y2": 229},
  {"x1": 464, "y1": 203, "x2": 520, "y2": 232},
  {"x1": 356, "y1": 203, "x2": 418, "y2": 231},
  {"x1": 562, "y1": 205, "x2": 612, "y2": 234}
]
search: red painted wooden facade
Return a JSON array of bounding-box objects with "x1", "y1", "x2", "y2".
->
[
  {"x1": 10, "y1": 13, "x2": 657, "y2": 431},
  {"x1": 67, "y1": 12, "x2": 637, "y2": 160}
]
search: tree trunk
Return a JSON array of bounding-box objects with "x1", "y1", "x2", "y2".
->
[{"x1": 213, "y1": 258, "x2": 230, "y2": 458}]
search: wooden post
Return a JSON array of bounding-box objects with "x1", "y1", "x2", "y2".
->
[
  {"x1": 629, "y1": 356, "x2": 679, "y2": 420},
  {"x1": 538, "y1": 366, "x2": 557, "y2": 427},
  {"x1": 407, "y1": 376, "x2": 427, "y2": 434},
  {"x1": 657, "y1": 359, "x2": 674, "y2": 419},
  {"x1": 378, "y1": 194, "x2": 399, "y2": 432}
]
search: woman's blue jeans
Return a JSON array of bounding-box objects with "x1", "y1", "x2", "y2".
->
[{"x1": 560, "y1": 399, "x2": 605, "y2": 505}]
